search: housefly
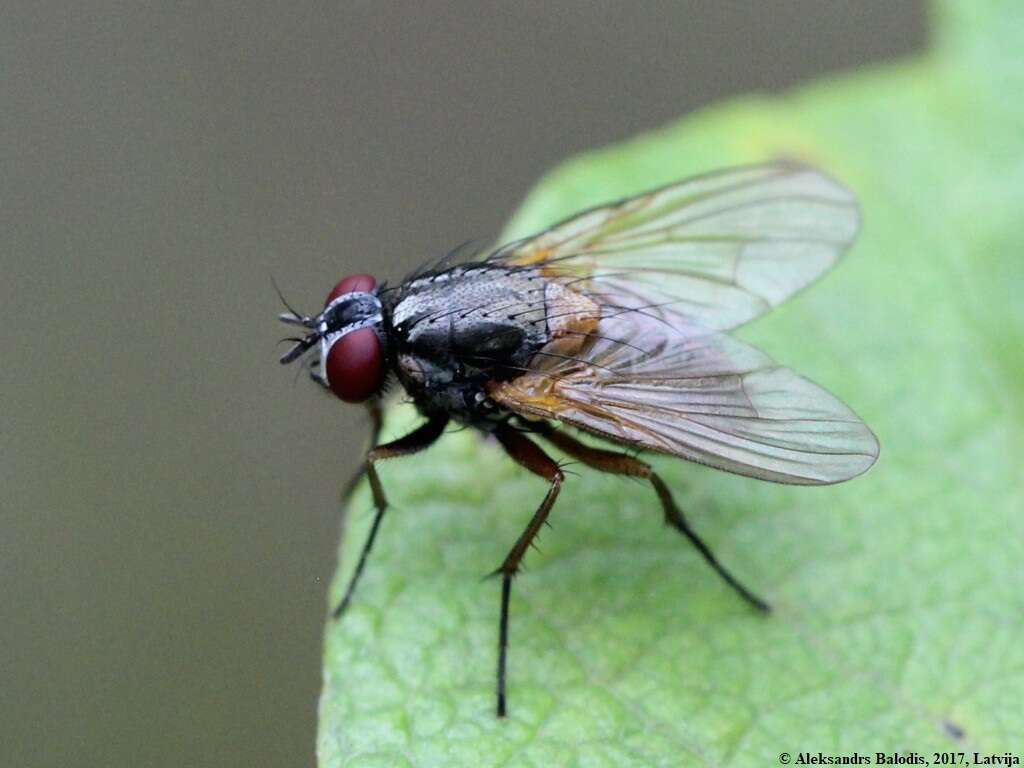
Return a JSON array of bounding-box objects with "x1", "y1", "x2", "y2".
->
[{"x1": 278, "y1": 162, "x2": 879, "y2": 717}]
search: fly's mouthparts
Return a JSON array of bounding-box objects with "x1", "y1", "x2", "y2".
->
[
  {"x1": 277, "y1": 308, "x2": 326, "y2": 365},
  {"x1": 278, "y1": 331, "x2": 320, "y2": 364}
]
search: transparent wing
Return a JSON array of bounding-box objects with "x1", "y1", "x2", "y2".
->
[
  {"x1": 492, "y1": 162, "x2": 860, "y2": 331},
  {"x1": 489, "y1": 314, "x2": 878, "y2": 485}
]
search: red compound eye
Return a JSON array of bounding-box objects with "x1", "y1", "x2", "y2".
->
[
  {"x1": 325, "y1": 327, "x2": 384, "y2": 403},
  {"x1": 325, "y1": 273, "x2": 376, "y2": 306}
]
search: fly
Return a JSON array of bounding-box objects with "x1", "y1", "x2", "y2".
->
[{"x1": 277, "y1": 161, "x2": 879, "y2": 717}]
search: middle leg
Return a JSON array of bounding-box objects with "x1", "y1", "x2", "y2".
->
[{"x1": 491, "y1": 424, "x2": 564, "y2": 718}]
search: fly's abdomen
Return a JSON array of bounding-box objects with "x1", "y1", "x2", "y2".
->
[{"x1": 535, "y1": 279, "x2": 601, "y2": 365}]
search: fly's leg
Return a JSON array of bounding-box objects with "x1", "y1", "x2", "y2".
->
[
  {"x1": 340, "y1": 400, "x2": 384, "y2": 504},
  {"x1": 491, "y1": 425, "x2": 564, "y2": 718},
  {"x1": 542, "y1": 428, "x2": 770, "y2": 613},
  {"x1": 332, "y1": 412, "x2": 449, "y2": 619}
]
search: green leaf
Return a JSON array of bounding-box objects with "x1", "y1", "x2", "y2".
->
[{"x1": 319, "y1": 2, "x2": 1024, "y2": 763}]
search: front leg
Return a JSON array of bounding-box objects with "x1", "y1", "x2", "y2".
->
[
  {"x1": 332, "y1": 412, "x2": 449, "y2": 619},
  {"x1": 339, "y1": 400, "x2": 384, "y2": 504},
  {"x1": 491, "y1": 424, "x2": 565, "y2": 717}
]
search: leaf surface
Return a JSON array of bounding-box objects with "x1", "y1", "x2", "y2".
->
[{"x1": 320, "y1": 3, "x2": 1024, "y2": 764}]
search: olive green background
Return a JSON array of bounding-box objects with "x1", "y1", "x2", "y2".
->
[{"x1": 0, "y1": 3, "x2": 923, "y2": 766}]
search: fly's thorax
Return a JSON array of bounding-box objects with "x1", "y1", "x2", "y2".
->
[
  {"x1": 387, "y1": 265, "x2": 604, "y2": 370},
  {"x1": 374, "y1": 259, "x2": 611, "y2": 425},
  {"x1": 385, "y1": 264, "x2": 602, "y2": 422},
  {"x1": 391, "y1": 265, "x2": 599, "y2": 338},
  {"x1": 391, "y1": 266, "x2": 541, "y2": 327},
  {"x1": 390, "y1": 266, "x2": 549, "y2": 358}
]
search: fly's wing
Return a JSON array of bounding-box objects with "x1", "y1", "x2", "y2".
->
[
  {"x1": 491, "y1": 163, "x2": 860, "y2": 331},
  {"x1": 489, "y1": 314, "x2": 879, "y2": 485}
]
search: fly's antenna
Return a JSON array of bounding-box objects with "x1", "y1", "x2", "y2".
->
[
  {"x1": 273, "y1": 275, "x2": 321, "y2": 364},
  {"x1": 271, "y1": 274, "x2": 313, "y2": 326}
]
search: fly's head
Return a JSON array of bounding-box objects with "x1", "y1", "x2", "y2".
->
[{"x1": 278, "y1": 274, "x2": 387, "y2": 402}]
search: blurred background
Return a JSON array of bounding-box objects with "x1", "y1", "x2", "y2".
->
[{"x1": 1, "y1": 2, "x2": 924, "y2": 766}]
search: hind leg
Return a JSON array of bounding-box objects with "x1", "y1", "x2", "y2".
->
[{"x1": 542, "y1": 427, "x2": 769, "y2": 613}]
